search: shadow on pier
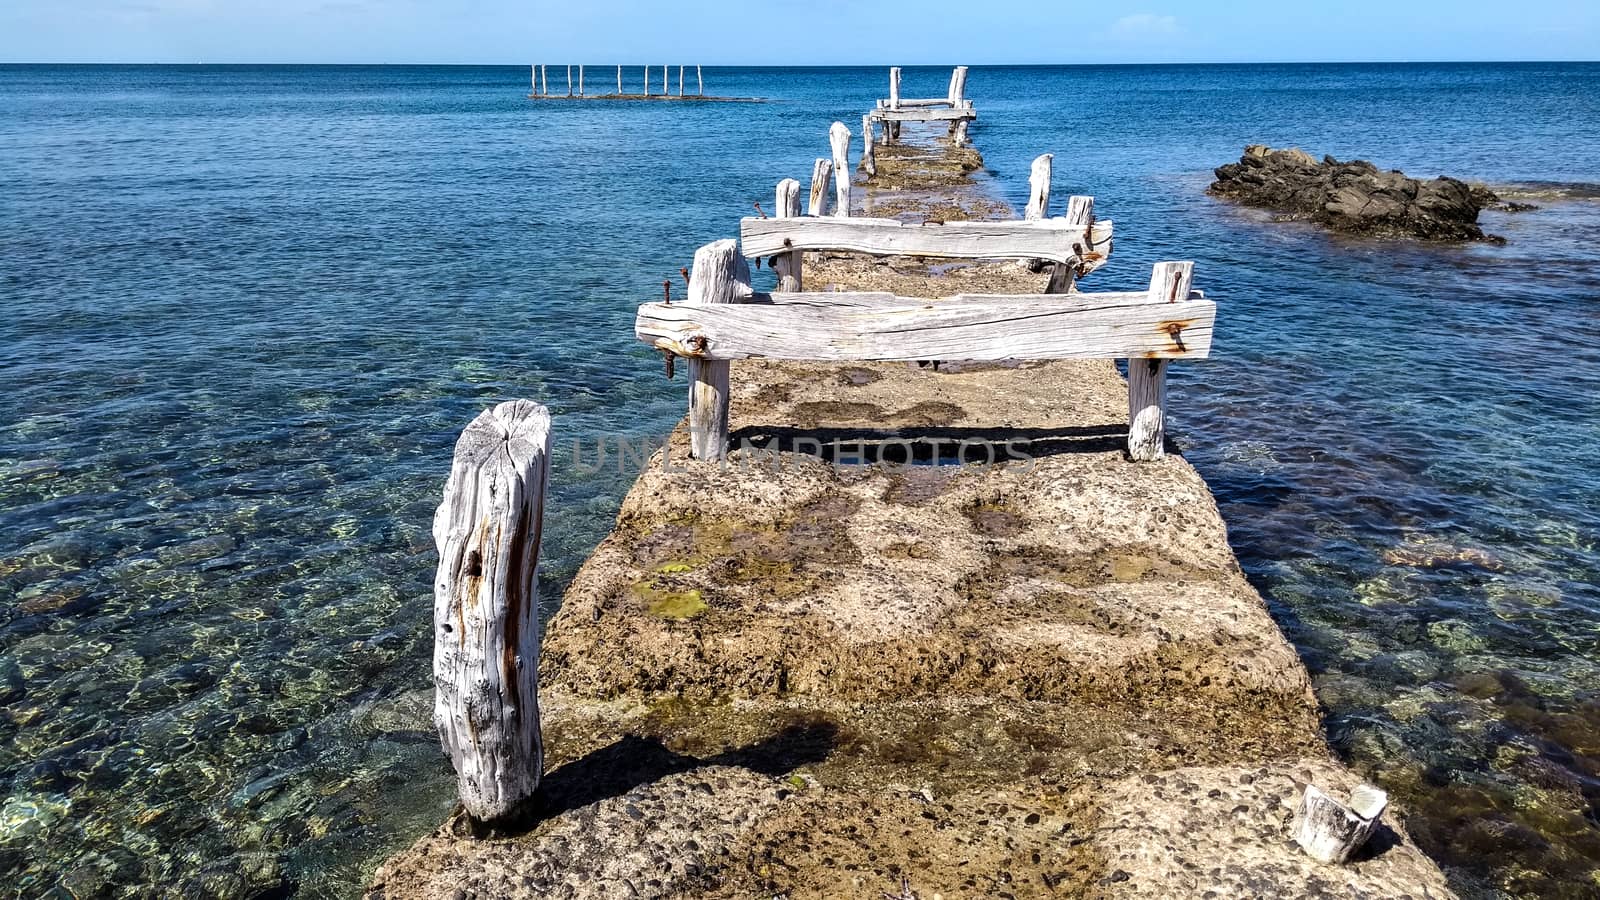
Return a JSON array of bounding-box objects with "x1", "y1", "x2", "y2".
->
[
  {"x1": 728, "y1": 423, "x2": 1179, "y2": 463},
  {"x1": 456, "y1": 720, "x2": 838, "y2": 837}
]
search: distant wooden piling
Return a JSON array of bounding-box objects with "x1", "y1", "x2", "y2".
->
[
  {"x1": 643, "y1": 66, "x2": 649, "y2": 97},
  {"x1": 540, "y1": 65, "x2": 548, "y2": 96},
  {"x1": 774, "y1": 179, "x2": 803, "y2": 291},
  {"x1": 578, "y1": 65, "x2": 584, "y2": 96},
  {"x1": 861, "y1": 114, "x2": 877, "y2": 177},
  {"x1": 1128, "y1": 261, "x2": 1193, "y2": 461},
  {"x1": 679, "y1": 65, "x2": 685, "y2": 96},
  {"x1": 830, "y1": 122, "x2": 852, "y2": 217},
  {"x1": 687, "y1": 241, "x2": 750, "y2": 461},
  {"x1": 697, "y1": 65, "x2": 704, "y2": 96},
  {"x1": 530, "y1": 65, "x2": 537, "y2": 96},
  {"x1": 566, "y1": 64, "x2": 572, "y2": 97},
  {"x1": 889, "y1": 67, "x2": 902, "y2": 109},
  {"x1": 433, "y1": 399, "x2": 550, "y2": 823},
  {"x1": 617, "y1": 65, "x2": 623, "y2": 95}
]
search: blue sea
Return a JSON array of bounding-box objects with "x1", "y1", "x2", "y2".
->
[{"x1": 2, "y1": 63, "x2": 1598, "y2": 898}]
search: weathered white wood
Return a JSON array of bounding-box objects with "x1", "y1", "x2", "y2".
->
[
  {"x1": 773, "y1": 178, "x2": 804, "y2": 291},
  {"x1": 433, "y1": 399, "x2": 550, "y2": 823},
  {"x1": 643, "y1": 66, "x2": 649, "y2": 96},
  {"x1": 1294, "y1": 784, "x2": 1389, "y2": 865},
  {"x1": 829, "y1": 121, "x2": 851, "y2": 218},
  {"x1": 870, "y1": 107, "x2": 977, "y2": 123},
  {"x1": 531, "y1": 65, "x2": 537, "y2": 95},
  {"x1": 1025, "y1": 153, "x2": 1053, "y2": 221},
  {"x1": 566, "y1": 64, "x2": 572, "y2": 97},
  {"x1": 949, "y1": 65, "x2": 969, "y2": 103},
  {"x1": 661, "y1": 65, "x2": 668, "y2": 95},
  {"x1": 617, "y1": 65, "x2": 623, "y2": 95},
  {"x1": 1127, "y1": 261, "x2": 1195, "y2": 461},
  {"x1": 953, "y1": 117, "x2": 970, "y2": 147},
  {"x1": 891, "y1": 98, "x2": 956, "y2": 108},
  {"x1": 740, "y1": 216, "x2": 1115, "y2": 269},
  {"x1": 578, "y1": 65, "x2": 584, "y2": 96},
  {"x1": 540, "y1": 65, "x2": 547, "y2": 96},
  {"x1": 759, "y1": 289, "x2": 1183, "y2": 308},
  {"x1": 697, "y1": 65, "x2": 703, "y2": 96},
  {"x1": 1148, "y1": 259, "x2": 1195, "y2": 304},
  {"x1": 889, "y1": 66, "x2": 902, "y2": 109},
  {"x1": 686, "y1": 240, "x2": 751, "y2": 460},
  {"x1": 1045, "y1": 195, "x2": 1096, "y2": 293},
  {"x1": 807, "y1": 159, "x2": 833, "y2": 217},
  {"x1": 637, "y1": 293, "x2": 1214, "y2": 363},
  {"x1": 679, "y1": 65, "x2": 685, "y2": 96},
  {"x1": 861, "y1": 114, "x2": 877, "y2": 177}
]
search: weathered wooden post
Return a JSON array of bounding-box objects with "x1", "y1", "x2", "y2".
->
[
  {"x1": 540, "y1": 65, "x2": 548, "y2": 96},
  {"x1": 697, "y1": 65, "x2": 704, "y2": 96},
  {"x1": 531, "y1": 65, "x2": 537, "y2": 96},
  {"x1": 687, "y1": 241, "x2": 751, "y2": 461},
  {"x1": 1044, "y1": 195, "x2": 1093, "y2": 294},
  {"x1": 643, "y1": 66, "x2": 649, "y2": 97},
  {"x1": 566, "y1": 65, "x2": 572, "y2": 97},
  {"x1": 1294, "y1": 784, "x2": 1389, "y2": 864},
  {"x1": 830, "y1": 122, "x2": 851, "y2": 218},
  {"x1": 774, "y1": 179, "x2": 803, "y2": 291},
  {"x1": 616, "y1": 65, "x2": 623, "y2": 95},
  {"x1": 1127, "y1": 260, "x2": 1193, "y2": 461},
  {"x1": 578, "y1": 65, "x2": 584, "y2": 96},
  {"x1": 661, "y1": 65, "x2": 668, "y2": 95},
  {"x1": 889, "y1": 66, "x2": 901, "y2": 109},
  {"x1": 1025, "y1": 153, "x2": 1053, "y2": 220},
  {"x1": 433, "y1": 399, "x2": 550, "y2": 823},
  {"x1": 679, "y1": 65, "x2": 685, "y2": 96},
  {"x1": 949, "y1": 65, "x2": 969, "y2": 104},
  {"x1": 861, "y1": 114, "x2": 877, "y2": 177},
  {"x1": 808, "y1": 158, "x2": 833, "y2": 217}
]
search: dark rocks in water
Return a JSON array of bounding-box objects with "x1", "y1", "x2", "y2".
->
[{"x1": 1209, "y1": 144, "x2": 1504, "y2": 243}]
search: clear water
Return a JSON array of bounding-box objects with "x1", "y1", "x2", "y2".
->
[{"x1": 2, "y1": 63, "x2": 1598, "y2": 898}]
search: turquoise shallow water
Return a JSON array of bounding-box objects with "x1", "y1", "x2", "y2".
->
[{"x1": 2, "y1": 63, "x2": 1598, "y2": 897}]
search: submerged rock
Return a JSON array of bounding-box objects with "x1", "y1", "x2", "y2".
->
[{"x1": 1209, "y1": 144, "x2": 1503, "y2": 242}]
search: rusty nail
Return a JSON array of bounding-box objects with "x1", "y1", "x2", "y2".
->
[
  {"x1": 660, "y1": 349, "x2": 676, "y2": 379},
  {"x1": 1166, "y1": 323, "x2": 1186, "y2": 352},
  {"x1": 679, "y1": 266, "x2": 690, "y2": 287},
  {"x1": 662, "y1": 280, "x2": 671, "y2": 304},
  {"x1": 754, "y1": 201, "x2": 767, "y2": 219}
]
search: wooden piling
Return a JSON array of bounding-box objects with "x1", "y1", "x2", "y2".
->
[
  {"x1": 687, "y1": 241, "x2": 750, "y2": 461},
  {"x1": 531, "y1": 65, "x2": 537, "y2": 96},
  {"x1": 432, "y1": 399, "x2": 550, "y2": 823},
  {"x1": 617, "y1": 65, "x2": 623, "y2": 95},
  {"x1": 1025, "y1": 153, "x2": 1053, "y2": 220},
  {"x1": 861, "y1": 114, "x2": 877, "y2": 177},
  {"x1": 697, "y1": 65, "x2": 704, "y2": 96},
  {"x1": 540, "y1": 65, "x2": 548, "y2": 96},
  {"x1": 566, "y1": 65, "x2": 572, "y2": 97},
  {"x1": 774, "y1": 179, "x2": 803, "y2": 291},
  {"x1": 578, "y1": 65, "x2": 584, "y2": 96},
  {"x1": 808, "y1": 158, "x2": 833, "y2": 217},
  {"x1": 949, "y1": 65, "x2": 969, "y2": 104},
  {"x1": 643, "y1": 66, "x2": 649, "y2": 97},
  {"x1": 679, "y1": 65, "x2": 685, "y2": 96},
  {"x1": 1044, "y1": 195, "x2": 1093, "y2": 294},
  {"x1": 1294, "y1": 784, "x2": 1389, "y2": 864},
  {"x1": 829, "y1": 122, "x2": 851, "y2": 218},
  {"x1": 889, "y1": 67, "x2": 901, "y2": 110},
  {"x1": 1128, "y1": 261, "x2": 1193, "y2": 461}
]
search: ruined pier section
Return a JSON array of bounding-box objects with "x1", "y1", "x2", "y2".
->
[
  {"x1": 527, "y1": 64, "x2": 762, "y2": 102},
  {"x1": 371, "y1": 83, "x2": 1456, "y2": 899}
]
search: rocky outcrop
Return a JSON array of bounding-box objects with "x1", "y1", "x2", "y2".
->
[{"x1": 1210, "y1": 145, "x2": 1503, "y2": 242}]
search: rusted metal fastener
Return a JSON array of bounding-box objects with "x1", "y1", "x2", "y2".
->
[
  {"x1": 753, "y1": 201, "x2": 767, "y2": 219},
  {"x1": 679, "y1": 266, "x2": 690, "y2": 287},
  {"x1": 662, "y1": 279, "x2": 672, "y2": 305},
  {"x1": 660, "y1": 348, "x2": 676, "y2": 379},
  {"x1": 687, "y1": 335, "x2": 708, "y2": 354},
  {"x1": 1165, "y1": 322, "x2": 1187, "y2": 352}
]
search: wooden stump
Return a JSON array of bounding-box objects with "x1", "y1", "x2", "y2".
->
[
  {"x1": 774, "y1": 178, "x2": 803, "y2": 291},
  {"x1": 829, "y1": 121, "x2": 852, "y2": 217},
  {"x1": 1044, "y1": 195, "x2": 1094, "y2": 294},
  {"x1": 1025, "y1": 153, "x2": 1053, "y2": 221},
  {"x1": 808, "y1": 158, "x2": 833, "y2": 217},
  {"x1": 432, "y1": 400, "x2": 551, "y2": 823},
  {"x1": 889, "y1": 66, "x2": 902, "y2": 109},
  {"x1": 687, "y1": 240, "x2": 751, "y2": 460},
  {"x1": 1127, "y1": 261, "x2": 1193, "y2": 461},
  {"x1": 1294, "y1": 784, "x2": 1389, "y2": 864}
]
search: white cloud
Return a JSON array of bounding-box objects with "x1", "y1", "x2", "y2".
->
[{"x1": 1110, "y1": 13, "x2": 1180, "y2": 39}]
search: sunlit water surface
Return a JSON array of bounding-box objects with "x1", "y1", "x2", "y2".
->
[{"x1": 2, "y1": 63, "x2": 1598, "y2": 898}]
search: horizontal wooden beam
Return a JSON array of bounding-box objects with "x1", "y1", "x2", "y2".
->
[
  {"x1": 889, "y1": 98, "x2": 957, "y2": 108},
  {"x1": 636, "y1": 293, "x2": 1213, "y2": 362},
  {"x1": 740, "y1": 215, "x2": 1114, "y2": 270},
  {"x1": 869, "y1": 107, "x2": 976, "y2": 122}
]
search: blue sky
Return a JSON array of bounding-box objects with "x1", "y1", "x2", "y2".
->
[{"x1": 3, "y1": 0, "x2": 1597, "y2": 64}]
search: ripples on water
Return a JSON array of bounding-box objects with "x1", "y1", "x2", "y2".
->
[{"x1": 1, "y1": 63, "x2": 1597, "y2": 897}]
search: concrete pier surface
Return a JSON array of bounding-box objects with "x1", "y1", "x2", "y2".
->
[{"x1": 368, "y1": 136, "x2": 1455, "y2": 899}]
